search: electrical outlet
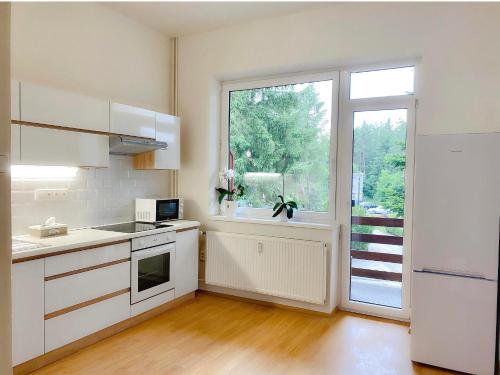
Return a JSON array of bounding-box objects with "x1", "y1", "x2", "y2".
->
[{"x1": 35, "y1": 189, "x2": 69, "y2": 202}]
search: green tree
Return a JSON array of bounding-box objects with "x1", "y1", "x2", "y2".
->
[
  {"x1": 229, "y1": 84, "x2": 330, "y2": 211},
  {"x1": 374, "y1": 148, "x2": 406, "y2": 217},
  {"x1": 352, "y1": 120, "x2": 406, "y2": 201}
]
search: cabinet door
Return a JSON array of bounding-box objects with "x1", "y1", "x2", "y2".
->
[
  {"x1": 20, "y1": 82, "x2": 109, "y2": 132},
  {"x1": 154, "y1": 113, "x2": 180, "y2": 169},
  {"x1": 175, "y1": 229, "x2": 199, "y2": 298},
  {"x1": 11, "y1": 124, "x2": 20, "y2": 164},
  {"x1": 11, "y1": 80, "x2": 19, "y2": 121},
  {"x1": 110, "y1": 103, "x2": 155, "y2": 138},
  {"x1": 21, "y1": 126, "x2": 109, "y2": 167},
  {"x1": 12, "y1": 260, "x2": 45, "y2": 366}
]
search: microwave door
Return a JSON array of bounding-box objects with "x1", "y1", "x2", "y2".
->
[{"x1": 157, "y1": 200, "x2": 179, "y2": 221}]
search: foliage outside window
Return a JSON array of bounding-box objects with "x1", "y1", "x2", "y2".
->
[{"x1": 227, "y1": 79, "x2": 333, "y2": 214}]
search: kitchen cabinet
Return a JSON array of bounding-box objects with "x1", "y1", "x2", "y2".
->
[
  {"x1": 175, "y1": 229, "x2": 199, "y2": 298},
  {"x1": 45, "y1": 261, "x2": 130, "y2": 314},
  {"x1": 110, "y1": 102, "x2": 155, "y2": 138},
  {"x1": 20, "y1": 82, "x2": 110, "y2": 132},
  {"x1": 11, "y1": 80, "x2": 19, "y2": 120},
  {"x1": 133, "y1": 113, "x2": 180, "y2": 170},
  {"x1": 154, "y1": 113, "x2": 180, "y2": 169},
  {"x1": 20, "y1": 126, "x2": 109, "y2": 167},
  {"x1": 45, "y1": 292, "x2": 130, "y2": 352},
  {"x1": 45, "y1": 242, "x2": 130, "y2": 277},
  {"x1": 11, "y1": 81, "x2": 21, "y2": 164},
  {"x1": 12, "y1": 259, "x2": 45, "y2": 366},
  {"x1": 11, "y1": 124, "x2": 20, "y2": 164}
]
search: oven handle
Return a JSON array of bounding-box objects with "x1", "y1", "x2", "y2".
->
[{"x1": 132, "y1": 244, "x2": 175, "y2": 260}]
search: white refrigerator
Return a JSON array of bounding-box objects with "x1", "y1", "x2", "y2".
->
[{"x1": 411, "y1": 133, "x2": 499, "y2": 375}]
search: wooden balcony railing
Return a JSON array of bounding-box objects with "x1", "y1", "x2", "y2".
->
[{"x1": 350, "y1": 216, "x2": 404, "y2": 283}]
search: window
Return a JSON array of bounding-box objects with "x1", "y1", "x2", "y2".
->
[
  {"x1": 221, "y1": 73, "x2": 338, "y2": 221},
  {"x1": 338, "y1": 64, "x2": 416, "y2": 319},
  {"x1": 350, "y1": 66, "x2": 414, "y2": 99}
]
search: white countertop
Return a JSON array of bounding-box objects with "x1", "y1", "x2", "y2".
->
[{"x1": 12, "y1": 220, "x2": 200, "y2": 261}]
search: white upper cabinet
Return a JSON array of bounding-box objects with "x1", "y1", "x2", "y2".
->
[
  {"x1": 20, "y1": 126, "x2": 109, "y2": 167},
  {"x1": 110, "y1": 103, "x2": 156, "y2": 139},
  {"x1": 20, "y1": 82, "x2": 110, "y2": 132},
  {"x1": 11, "y1": 124, "x2": 20, "y2": 164},
  {"x1": 11, "y1": 80, "x2": 20, "y2": 121},
  {"x1": 154, "y1": 113, "x2": 180, "y2": 169}
]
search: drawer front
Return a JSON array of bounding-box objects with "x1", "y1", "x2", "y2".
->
[
  {"x1": 45, "y1": 293, "x2": 130, "y2": 352},
  {"x1": 130, "y1": 289, "x2": 174, "y2": 317},
  {"x1": 45, "y1": 242, "x2": 130, "y2": 277},
  {"x1": 45, "y1": 261, "x2": 130, "y2": 314}
]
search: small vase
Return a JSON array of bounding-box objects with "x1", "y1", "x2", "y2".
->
[
  {"x1": 280, "y1": 210, "x2": 288, "y2": 222},
  {"x1": 223, "y1": 200, "x2": 237, "y2": 217}
]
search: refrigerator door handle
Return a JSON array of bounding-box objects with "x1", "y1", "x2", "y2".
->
[{"x1": 416, "y1": 268, "x2": 490, "y2": 280}]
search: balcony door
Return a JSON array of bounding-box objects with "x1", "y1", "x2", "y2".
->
[{"x1": 338, "y1": 66, "x2": 416, "y2": 320}]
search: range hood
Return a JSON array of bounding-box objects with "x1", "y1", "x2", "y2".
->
[{"x1": 109, "y1": 135, "x2": 167, "y2": 155}]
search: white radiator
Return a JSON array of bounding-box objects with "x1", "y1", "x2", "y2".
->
[{"x1": 206, "y1": 231, "x2": 327, "y2": 304}]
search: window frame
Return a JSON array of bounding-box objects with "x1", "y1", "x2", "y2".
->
[
  {"x1": 337, "y1": 62, "x2": 418, "y2": 321},
  {"x1": 220, "y1": 70, "x2": 340, "y2": 224}
]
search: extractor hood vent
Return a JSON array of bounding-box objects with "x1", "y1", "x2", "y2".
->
[{"x1": 109, "y1": 135, "x2": 167, "y2": 155}]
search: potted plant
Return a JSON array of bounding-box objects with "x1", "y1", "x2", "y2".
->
[
  {"x1": 216, "y1": 169, "x2": 245, "y2": 217},
  {"x1": 272, "y1": 195, "x2": 298, "y2": 222}
]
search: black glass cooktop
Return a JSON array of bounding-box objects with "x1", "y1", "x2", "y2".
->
[{"x1": 94, "y1": 222, "x2": 172, "y2": 233}]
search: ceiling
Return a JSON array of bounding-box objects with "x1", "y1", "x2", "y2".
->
[{"x1": 104, "y1": 2, "x2": 325, "y2": 37}]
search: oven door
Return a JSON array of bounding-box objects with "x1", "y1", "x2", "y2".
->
[
  {"x1": 131, "y1": 243, "x2": 175, "y2": 304},
  {"x1": 156, "y1": 199, "x2": 179, "y2": 221}
]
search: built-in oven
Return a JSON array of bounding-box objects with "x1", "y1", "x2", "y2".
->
[{"x1": 131, "y1": 231, "x2": 175, "y2": 304}]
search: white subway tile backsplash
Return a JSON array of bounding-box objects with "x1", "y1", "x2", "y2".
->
[{"x1": 11, "y1": 155, "x2": 170, "y2": 235}]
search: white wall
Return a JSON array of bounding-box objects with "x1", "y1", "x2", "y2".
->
[
  {"x1": 0, "y1": 4, "x2": 11, "y2": 373},
  {"x1": 9, "y1": 3, "x2": 173, "y2": 235},
  {"x1": 11, "y1": 2, "x2": 170, "y2": 112},
  {"x1": 177, "y1": 3, "x2": 500, "y2": 310},
  {"x1": 11, "y1": 156, "x2": 169, "y2": 236},
  {"x1": 178, "y1": 1, "x2": 500, "y2": 228}
]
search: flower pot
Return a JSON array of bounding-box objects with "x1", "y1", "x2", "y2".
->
[
  {"x1": 222, "y1": 200, "x2": 238, "y2": 217},
  {"x1": 280, "y1": 210, "x2": 288, "y2": 222}
]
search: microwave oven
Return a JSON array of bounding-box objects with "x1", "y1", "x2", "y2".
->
[{"x1": 135, "y1": 198, "x2": 183, "y2": 222}]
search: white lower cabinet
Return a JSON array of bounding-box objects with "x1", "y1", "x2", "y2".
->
[
  {"x1": 12, "y1": 260, "x2": 45, "y2": 366},
  {"x1": 45, "y1": 242, "x2": 130, "y2": 277},
  {"x1": 20, "y1": 126, "x2": 109, "y2": 167},
  {"x1": 175, "y1": 229, "x2": 199, "y2": 298},
  {"x1": 45, "y1": 262, "x2": 130, "y2": 314},
  {"x1": 45, "y1": 293, "x2": 130, "y2": 352}
]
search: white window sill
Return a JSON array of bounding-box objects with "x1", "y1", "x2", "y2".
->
[{"x1": 209, "y1": 215, "x2": 336, "y2": 230}]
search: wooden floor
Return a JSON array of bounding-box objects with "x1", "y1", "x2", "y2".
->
[{"x1": 32, "y1": 292, "x2": 456, "y2": 375}]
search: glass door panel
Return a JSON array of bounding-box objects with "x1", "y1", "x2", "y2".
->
[
  {"x1": 349, "y1": 109, "x2": 408, "y2": 309},
  {"x1": 138, "y1": 252, "x2": 171, "y2": 292}
]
